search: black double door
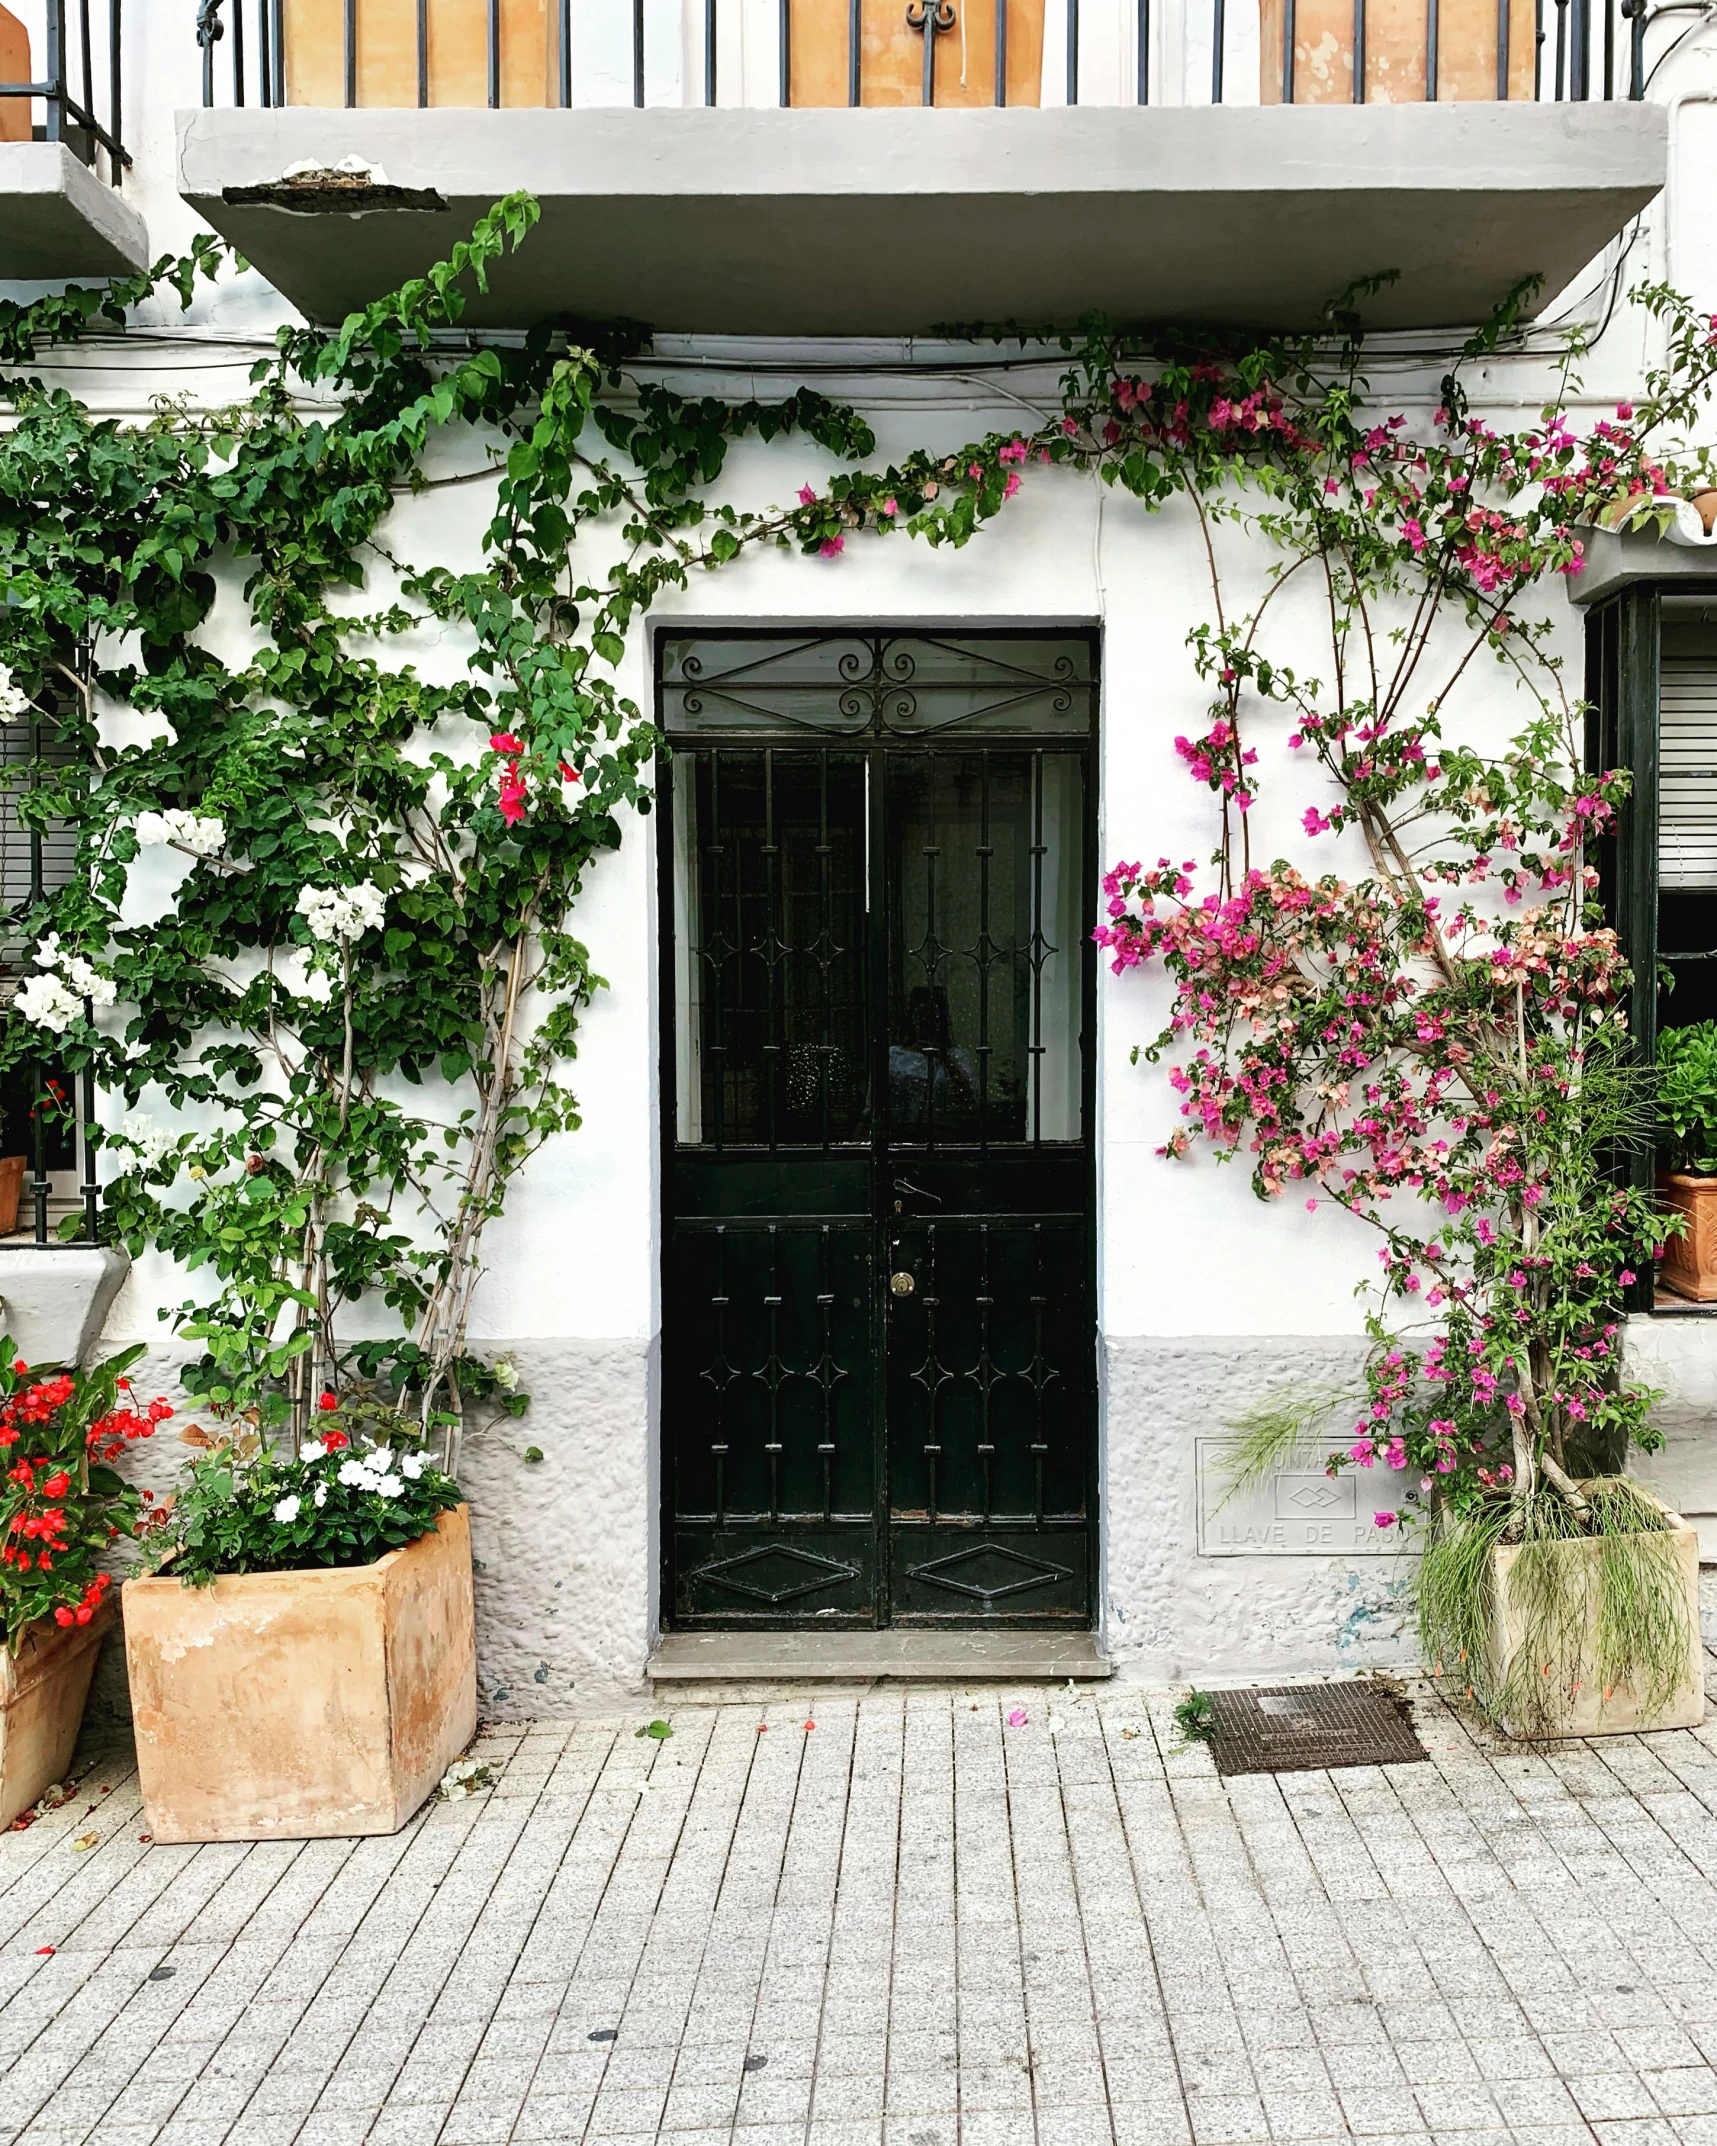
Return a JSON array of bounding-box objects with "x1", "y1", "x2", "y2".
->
[{"x1": 658, "y1": 632, "x2": 1097, "y2": 1629}]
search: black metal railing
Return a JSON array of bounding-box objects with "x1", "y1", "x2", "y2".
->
[
  {"x1": 195, "y1": 0, "x2": 1644, "y2": 112},
  {"x1": 0, "y1": 700, "x2": 99, "y2": 1249},
  {"x1": 0, "y1": 0, "x2": 128, "y2": 185}
]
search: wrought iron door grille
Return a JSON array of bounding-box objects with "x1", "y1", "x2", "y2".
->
[{"x1": 659, "y1": 628, "x2": 1096, "y2": 1630}]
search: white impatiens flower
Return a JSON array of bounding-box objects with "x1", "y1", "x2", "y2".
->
[
  {"x1": 400, "y1": 1452, "x2": 426, "y2": 1480},
  {"x1": 14, "y1": 972, "x2": 83, "y2": 1031},
  {"x1": 313, "y1": 1483, "x2": 328, "y2": 1508},
  {"x1": 116, "y1": 1110, "x2": 176, "y2": 1172},
  {"x1": 299, "y1": 1439, "x2": 326, "y2": 1464},
  {"x1": 336, "y1": 1457, "x2": 370, "y2": 1488},
  {"x1": 374, "y1": 1474, "x2": 403, "y2": 1500},
  {"x1": 136, "y1": 809, "x2": 225, "y2": 857},
  {"x1": 0, "y1": 665, "x2": 33, "y2": 723},
  {"x1": 296, "y1": 881, "x2": 386, "y2": 944},
  {"x1": 272, "y1": 1495, "x2": 301, "y2": 1524}
]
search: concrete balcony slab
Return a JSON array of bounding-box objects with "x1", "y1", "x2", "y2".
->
[
  {"x1": 175, "y1": 100, "x2": 1664, "y2": 335},
  {"x1": 0, "y1": 143, "x2": 149, "y2": 280}
]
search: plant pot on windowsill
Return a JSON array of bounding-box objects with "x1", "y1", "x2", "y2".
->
[
  {"x1": 122, "y1": 1504, "x2": 477, "y2": 1844},
  {"x1": 0, "y1": 1596, "x2": 115, "y2": 1828},
  {"x1": 0, "y1": 1156, "x2": 25, "y2": 1238},
  {"x1": 1488, "y1": 1482, "x2": 1703, "y2": 1738},
  {"x1": 1657, "y1": 1172, "x2": 1717, "y2": 1301}
]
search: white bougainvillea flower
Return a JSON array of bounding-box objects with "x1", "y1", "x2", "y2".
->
[
  {"x1": 0, "y1": 665, "x2": 32, "y2": 723},
  {"x1": 136, "y1": 809, "x2": 225, "y2": 857},
  {"x1": 13, "y1": 972, "x2": 83, "y2": 1031},
  {"x1": 116, "y1": 1110, "x2": 176, "y2": 1172},
  {"x1": 296, "y1": 881, "x2": 386, "y2": 944}
]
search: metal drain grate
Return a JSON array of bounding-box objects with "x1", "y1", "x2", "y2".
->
[{"x1": 1205, "y1": 1682, "x2": 1427, "y2": 1776}]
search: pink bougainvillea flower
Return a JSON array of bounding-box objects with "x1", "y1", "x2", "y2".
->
[
  {"x1": 1374, "y1": 1511, "x2": 1398, "y2": 1529},
  {"x1": 1006, "y1": 1707, "x2": 1029, "y2": 1727},
  {"x1": 819, "y1": 537, "x2": 844, "y2": 559},
  {"x1": 797, "y1": 484, "x2": 816, "y2": 505},
  {"x1": 880, "y1": 497, "x2": 898, "y2": 517},
  {"x1": 487, "y1": 731, "x2": 523, "y2": 756}
]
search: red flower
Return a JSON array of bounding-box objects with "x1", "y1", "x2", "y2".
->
[
  {"x1": 320, "y1": 1429, "x2": 349, "y2": 1451},
  {"x1": 488, "y1": 731, "x2": 524, "y2": 756},
  {"x1": 41, "y1": 1473, "x2": 68, "y2": 1499},
  {"x1": 11, "y1": 1360, "x2": 24, "y2": 1374},
  {"x1": 318, "y1": 1392, "x2": 339, "y2": 1412},
  {"x1": 52, "y1": 1607, "x2": 73, "y2": 1626}
]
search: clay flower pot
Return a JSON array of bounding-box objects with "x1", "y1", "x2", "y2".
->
[
  {"x1": 122, "y1": 1504, "x2": 476, "y2": 1843},
  {"x1": 0, "y1": 1156, "x2": 24, "y2": 1237},
  {"x1": 0, "y1": 1598, "x2": 114, "y2": 1828},
  {"x1": 1658, "y1": 1172, "x2": 1717, "y2": 1301},
  {"x1": 1690, "y1": 487, "x2": 1717, "y2": 537},
  {"x1": 1489, "y1": 1485, "x2": 1703, "y2": 1737}
]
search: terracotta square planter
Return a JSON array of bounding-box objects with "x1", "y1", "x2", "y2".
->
[
  {"x1": 0, "y1": 1599, "x2": 114, "y2": 1828},
  {"x1": 122, "y1": 1504, "x2": 476, "y2": 1843},
  {"x1": 1489, "y1": 1485, "x2": 1704, "y2": 1738},
  {"x1": 1659, "y1": 1173, "x2": 1717, "y2": 1301}
]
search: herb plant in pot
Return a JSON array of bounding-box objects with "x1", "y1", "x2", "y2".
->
[
  {"x1": 1656, "y1": 1020, "x2": 1717, "y2": 1301},
  {"x1": 0, "y1": 1342, "x2": 167, "y2": 1825},
  {"x1": 123, "y1": 1393, "x2": 474, "y2": 1843}
]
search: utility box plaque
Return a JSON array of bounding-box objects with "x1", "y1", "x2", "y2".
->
[{"x1": 1196, "y1": 1440, "x2": 1406, "y2": 1557}]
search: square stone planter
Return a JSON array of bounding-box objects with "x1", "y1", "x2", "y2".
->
[
  {"x1": 123, "y1": 1505, "x2": 476, "y2": 1842},
  {"x1": 1490, "y1": 1485, "x2": 1704, "y2": 1737},
  {"x1": 1659, "y1": 1173, "x2": 1717, "y2": 1301},
  {"x1": 0, "y1": 1599, "x2": 114, "y2": 1828}
]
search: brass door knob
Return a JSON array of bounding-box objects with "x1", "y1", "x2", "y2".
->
[{"x1": 889, "y1": 1270, "x2": 916, "y2": 1297}]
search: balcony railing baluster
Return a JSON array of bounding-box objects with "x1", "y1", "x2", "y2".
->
[{"x1": 185, "y1": 0, "x2": 1651, "y2": 123}]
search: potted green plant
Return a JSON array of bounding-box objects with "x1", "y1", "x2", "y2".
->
[
  {"x1": 1656, "y1": 1021, "x2": 1717, "y2": 1300},
  {"x1": 0, "y1": 1342, "x2": 167, "y2": 1825},
  {"x1": 122, "y1": 1391, "x2": 474, "y2": 1843}
]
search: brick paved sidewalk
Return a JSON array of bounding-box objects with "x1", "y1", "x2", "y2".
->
[{"x1": 6, "y1": 1678, "x2": 1717, "y2": 2146}]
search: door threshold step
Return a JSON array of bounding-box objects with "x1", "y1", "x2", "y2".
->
[{"x1": 647, "y1": 1630, "x2": 1112, "y2": 1684}]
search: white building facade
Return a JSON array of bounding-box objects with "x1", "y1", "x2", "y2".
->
[{"x1": 1, "y1": 0, "x2": 1713, "y2": 1708}]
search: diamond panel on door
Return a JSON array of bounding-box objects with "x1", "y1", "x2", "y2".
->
[
  {"x1": 885, "y1": 1209, "x2": 1091, "y2": 1621},
  {"x1": 666, "y1": 1217, "x2": 876, "y2": 1624}
]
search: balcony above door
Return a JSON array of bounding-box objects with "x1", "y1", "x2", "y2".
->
[
  {"x1": 175, "y1": 0, "x2": 1665, "y2": 334},
  {"x1": 0, "y1": 0, "x2": 146, "y2": 278}
]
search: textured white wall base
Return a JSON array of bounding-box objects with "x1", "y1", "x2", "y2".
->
[
  {"x1": 1625, "y1": 1316, "x2": 1717, "y2": 1555},
  {"x1": 1101, "y1": 1336, "x2": 1418, "y2": 1682}
]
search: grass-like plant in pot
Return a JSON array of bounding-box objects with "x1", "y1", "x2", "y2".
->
[
  {"x1": 1094, "y1": 287, "x2": 1717, "y2": 1736},
  {"x1": 122, "y1": 1389, "x2": 476, "y2": 1843},
  {"x1": 1656, "y1": 1021, "x2": 1717, "y2": 1301},
  {"x1": 0, "y1": 1342, "x2": 169, "y2": 1824}
]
